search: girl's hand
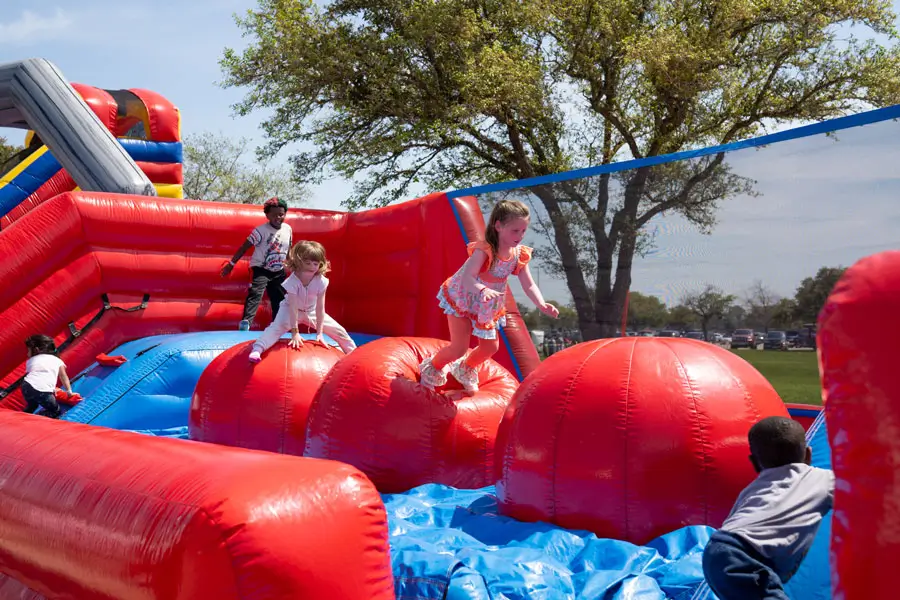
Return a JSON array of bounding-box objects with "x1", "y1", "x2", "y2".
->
[
  {"x1": 480, "y1": 287, "x2": 503, "y2": 301},
  {"x1": 315, "y1": 333, "x2": 325, "y2": 345},
  {"x1": 220, "y1": 262, "x2": 234, "y2": 278},
  {"x1": 540, "y1": 303, "x2": 560, "y2": 318},
  {"x1": 288, "y1": 333, "x2": 304, "y2": 349}
]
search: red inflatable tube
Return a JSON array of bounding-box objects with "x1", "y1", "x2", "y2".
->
[
  {"x1": 820, "y1": 250, "x2": 900, "y2": 600},
  {"x1": 0, "y1": 412, "x2": 393, "y2": 599},
  {"x1": 128, "y1": 88, "x2": 181, "y2": 142},
  {"x1": 71, "y1": 84, "x2": 117, "y2": 130}
]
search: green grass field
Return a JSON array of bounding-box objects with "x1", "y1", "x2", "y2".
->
[{"x1": 730, "y1": 349, "x2": 822, "y2": 406}]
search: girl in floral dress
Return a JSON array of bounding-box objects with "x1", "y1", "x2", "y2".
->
[{"x1": 419, "y1": 200, "x2": 559, "y2": 393}]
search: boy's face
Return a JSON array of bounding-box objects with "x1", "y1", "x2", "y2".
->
[{"x1": 266, "y1": 207, "x2": 287, "y2": 228}]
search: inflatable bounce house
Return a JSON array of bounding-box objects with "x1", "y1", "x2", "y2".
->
[{"x1": 0, "y1": 57, "x2": 895, "y2": 599}]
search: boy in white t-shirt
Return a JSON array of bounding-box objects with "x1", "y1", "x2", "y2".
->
[
  {"x1": 22, "y1": 334, "x2": 72, "y2": 419},
  {"x1": 702, "y1": 416, "x2": 834, "y2": 599},
  {"x1": 220, "y1": 197, "x2": 293, "y2": 331}
]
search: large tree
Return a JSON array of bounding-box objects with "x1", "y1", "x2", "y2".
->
[
  {"x1": 221, "y1": 0, "x2": 900, "y2": 338},
  {"x1": 793, "y1": 266, "x2": 848, "y2": 323},
  {"x1": 744, "y1": 280, "x2": 780, "y2": 332},
  {"x1": 683, "y1": 285, "x2": 735, "y2": 340},
  {"x1": 183, "y1": 131, "x2": 308, "y2": 206}
]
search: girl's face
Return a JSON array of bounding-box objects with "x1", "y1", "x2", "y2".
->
[
  {"x1": 267, "y1": 207, "x2": 287, "y2": 228},
  {"x1": 495, "y1": 216, "x2": 529, "y2": 247},
  {"x1": 300, "y1": 258, "x2": 321, "y2": 274}
]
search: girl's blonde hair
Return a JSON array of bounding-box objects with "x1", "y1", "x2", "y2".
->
[
  {"x1": 485, "y1": 200, "x2": 530, "y2": 266},
  {"x1": 287, "y1": 240, "x2": 331, "y2": 275}
]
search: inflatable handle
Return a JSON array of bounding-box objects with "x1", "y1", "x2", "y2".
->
[
  {"x1": 95, "y1": 353, "x2": 127, "y2": 367},
  {"x1": 53, "y1": 389, "x2": 83, "y2": 405}
]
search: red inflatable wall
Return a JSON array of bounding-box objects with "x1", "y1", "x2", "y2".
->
[
  {"x1": 0, "y1": 191, "x2": 538, "y2": 409},
  {"x1": 820, "y1": 250, "x2": 900, "y2": 600},
  {"x1": 0, "y1": 412, "x2": 393, "y2": 599}
]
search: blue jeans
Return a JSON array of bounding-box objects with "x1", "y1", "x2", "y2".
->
[{"x1": 703, "y1": 531, "x2": 789, "y2": 600}]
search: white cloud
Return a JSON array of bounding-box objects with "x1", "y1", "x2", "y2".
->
[{"x1": 0, "y1": 9, "x2": 72, "y2": 45}]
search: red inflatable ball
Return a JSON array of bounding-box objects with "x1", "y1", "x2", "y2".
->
[
  {"x1": 304, "y1": 336, "x2": 518, "y2": 493},
  {"x1": 189, "y1": 339, "x2": 344, "y2": 454},
  {"x1": 820, "y1": 251, "x2": 900, "y2": 600},
  {"x1": 496, "y1": 337, "x2": 789, "y2": 545}
]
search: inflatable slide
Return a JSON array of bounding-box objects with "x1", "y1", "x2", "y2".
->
[{"x1": 0, "y1": 60, "x2": 183, "y2": 229}]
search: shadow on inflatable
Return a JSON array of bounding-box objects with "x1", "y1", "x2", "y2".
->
[{"x1": 0, "y1": 191, "x2": 893, "y2": 598}]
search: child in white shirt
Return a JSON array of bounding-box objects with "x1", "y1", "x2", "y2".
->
[
  {"x1": 221, "y1": 197, "x2": 293, "y2": 331},
  {"x1": 248, "y1": 240, "x2": 356, "y2": 362},
  {"x1": 22, "y1": 334, "x2": 72, "y2": 419}
]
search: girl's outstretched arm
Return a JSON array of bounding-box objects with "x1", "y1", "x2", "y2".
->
[
  {"x1": 460, "y1": 250, "x2": 490, "y2": 295},
  {"x1": 288, "y1": 291, "x2": 300, "y2": 331},
  {"x1": 518, "y1": 265, "x2": 559, "y2": 318},
  {"x1": 315, "y1": 290, "x2": 326, "y2": 343}
]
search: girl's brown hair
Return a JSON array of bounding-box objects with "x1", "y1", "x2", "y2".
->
[
  {"x1": 484, "y1": 200, "x2": 530, "y2": 266},
  {"x1": 286, "y1": 240, "x2": 331, "y2": 275}
]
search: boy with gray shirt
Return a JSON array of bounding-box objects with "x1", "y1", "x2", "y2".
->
[{"x1": 703, "y1": 416, "x2": 834, "y2": 600}]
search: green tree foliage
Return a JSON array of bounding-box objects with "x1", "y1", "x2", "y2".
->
[
  {"x1": 0, "y1": 135, "x2": 24, "y2": 176},
  {"x1": 221, "y1": 0, "x2": 900, "y2": 339},
  {"x1": 183, "y1": 131, "x2": 308, "y2": 206},
  {"x1": 626, "y1": 291, "x2": 669, "y2": 330},
  {"x1": 666, "y1": 305, "x2": 698, "y2": 331},
  {"x1": 771, "y1": 298, "x2": 800, "y2": 330},
  {"x1": 683, "y1": 285, "x2": 735, "y2": 339},
  {"x1": 793, "y1": 266, "x2": 848, "y2": 323}
]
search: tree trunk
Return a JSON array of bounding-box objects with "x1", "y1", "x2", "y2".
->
[
  {"x1": 591, "y1": 167, "x2": 651, "y2": 339},
  {"x1": 531, "y1": 185, "x2": 599, "y2": 338}
]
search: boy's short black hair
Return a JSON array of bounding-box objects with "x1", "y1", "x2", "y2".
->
[
  {"x1": 263, "y1": 197, "x2": 288, "y2": 214},
  {"x1": 25, "y1": 334, "x2": 56, "y2": 356},
  {"x1": 748, "y1": 416, "x2": 807, "y2": 469}
]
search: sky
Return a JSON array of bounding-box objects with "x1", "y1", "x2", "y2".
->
[{"x1": 1, "y1": 0, "x2": 899, "y2": 307}]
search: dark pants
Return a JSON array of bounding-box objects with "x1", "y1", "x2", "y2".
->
[
  {"x1": 21, "y1": 381, "x2": 61, "y2": 418},
  {"x1": 703, "y1": 531, "x2": 789, "y2": 600},
  {"x1": 242, "y1": 267, "x2": 286, "y2": 324}
]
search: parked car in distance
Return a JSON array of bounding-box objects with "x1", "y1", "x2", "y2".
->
[
  {"x1": 731, "y1": 329, "x2": 756, "y2": 349},
  {"x1": 764, "y1": 330, "x2": 788, "y2": 350},
  {"x1": 684, "y1": 331, "x2": 704, "y2": 340},
  {"x1": 785, "y1": 330, "x2": 800, "y2": 346},
  {"x1": 655, "y1": 330, "x2": 680, "y2": 337}
]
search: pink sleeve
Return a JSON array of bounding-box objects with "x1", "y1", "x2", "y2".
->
[{"x1": 513, "y1": 246, "x2": 533, "y2": 275}]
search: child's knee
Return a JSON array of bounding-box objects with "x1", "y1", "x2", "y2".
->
[{"x1": 479, "y1": 338, "x2": 500, "y2": 355}]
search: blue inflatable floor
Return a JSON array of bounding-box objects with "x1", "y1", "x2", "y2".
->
[{"x1": 383, "y1": 485, "x2": 712, "y2": 600}]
